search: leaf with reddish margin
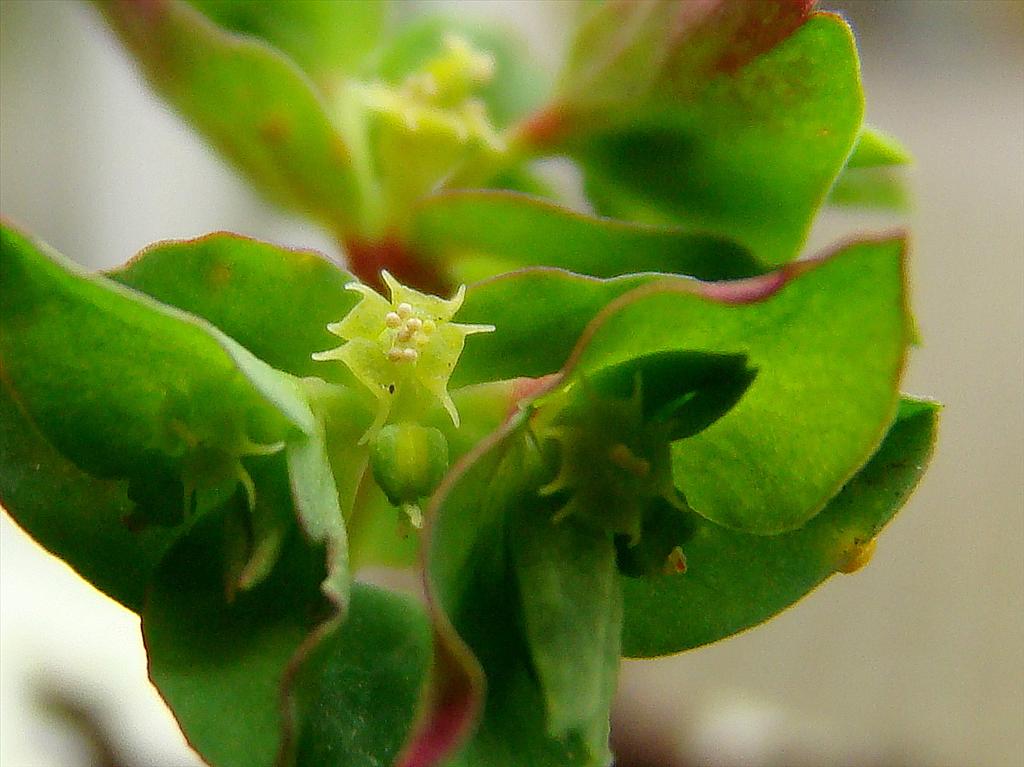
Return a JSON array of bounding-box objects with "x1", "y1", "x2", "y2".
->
[
  {"x1": 94, "y1": 0, "x2": 363, "y2": 231},
  {"x1": 560, "y1": 236, "x2": 910, "y2": 534},
  {"x1": 144, "y1": 501, "x2": 424, "y2": 767},
  {"x1": 410, "y1": 191, "x2": 765, "y2": 285},
  {"x1": 401, "y1": 410, "x2": 595, "y2": 767},
  {"x1": 186, "y1": 0, "x2": 386, "y2": 88},
  {"x1": 566, "y1": 13, "x2": 864, "y2": 266},
  {"x1": 0, "y1": 373, "x2": 175, "y2": 612},
  {"x1": 455, "y1": 239, "x2": 908, "y2": 535},
  {"x1": 621, "y1": 396, "x2": 940, "y2": 657},
  {"x1": 109, "y1": 233, "x2": 357, "y2": 380},
  {"x1": 455, "y1": 270, "x2": 656, "y2": 388},
  {"x1": 407, "y1": 234, "x2": 911, "y2": 764},
  {"x1": 552, "y1": 0, "x2": 814, "y2": 121}
]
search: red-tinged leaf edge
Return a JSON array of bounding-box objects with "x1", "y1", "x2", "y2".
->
[
  {"x1": 94, "y1": 0, "x2": 360, "y2": 232},
  {"x1": 515, "y1": 0, "x2": 817, "y2": 148},
  {"x1": 402, "y1": 231, "x2": 908, "y2": 763}
]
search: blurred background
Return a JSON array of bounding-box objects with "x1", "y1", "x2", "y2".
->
[{"x1": 1, "y1": 1, "x2": 1021, "y2": 765}]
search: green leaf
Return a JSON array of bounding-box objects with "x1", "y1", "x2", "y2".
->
[
  {"x1": 455, "y1": 270, "x2": 655, "y2": 387},
  {"x1": 828, "y1": 167, "x2": 910, "y2": 210},
  {"x1": 563, "y1": 237, "x2": 910, "y2": 533},
  {"x1": 94, "y1": 0, "x2": 364, "y2": 232},
  {"x1": 143, "y1": 507, "x2": 326, "y2": 767},
  {"x1": 555, "y1": 0, "x2": 812, "y2": 117},
  {"x1": 0, "y1": 375, "x2": 175, "y2": 612},
  {"x1": 845, "y1": 125, "x2": 912, "y2": 168},
  {"x1": 376, "y1": 14, "x2": 550, "y2": 129},
  {"x1": 110, "y1": 233, "x2": 357, "y2": 380},
  {"x1": 413, "y1": 419, "x2": 599, "y2": 766},
  {"x1": 828, "y1": 125, "x2": 912, "y2": 210},
  {"x1": 568, "y1": 13, "x2": 864, "y2": 265},
  {"x1": 457, "y1": 238, "x2": 907, "y2": 539},
  {"x1": 419, "y1": 234, "x2": 915, "y2": 760},
  {"x1": 292, "y1": 584, "x2": 433, "y2": 767},
  {"x1": 411, "y1": 191, "x2": 764, "y2": 284},
  {"x1": 510, "y1": 510, "x2": 620, "y2": 762},
  {"x1": 586, "y1": 351, "x2": 757, "y2": 442},
  {"x1": 286, "y1": 426, "x2": 349, "y2": 610},
  {"x1": 0, "y1": 224, "x2": 315, "y2": 530},
  {"x1": 187, "y1": 0, "x2": 387, "y2": 86},
  {"x1": 621, "y1": 396, "x2": 940, "y2": 656}
]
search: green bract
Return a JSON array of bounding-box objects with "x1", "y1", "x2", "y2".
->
[{"x1": 1, "y1": 3, "x2": 935, "y2": 767}]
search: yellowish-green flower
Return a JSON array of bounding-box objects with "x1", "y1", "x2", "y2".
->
[
  {"x1": 360, "y1": 34, "x2": 505, "y2": 153},
  {"x1": 313, "y1": 271, "x2": 493, "y2": 441}
]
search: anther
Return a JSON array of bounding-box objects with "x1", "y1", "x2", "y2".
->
[
  {"x1": 422, "y1": 319, "x2": 436, "y2": 334},
  {"x1": 385, "y1": 311, "x2": 402, "y2": 328},
  {"x1": 401, "y1": 347, "x2": 419, "y2": 362},
  {"x1": 397, "y1": 302, "x2": 413, "y2": 319},
  {"x1": 406, "y1": 317, "x2": 423, "y2": 332}
]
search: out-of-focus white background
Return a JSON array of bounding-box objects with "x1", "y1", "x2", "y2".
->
[{"x1": 1, "y1": 2, "x2": 1021, "y2": 766}]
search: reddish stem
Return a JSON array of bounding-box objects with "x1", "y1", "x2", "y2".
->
[
  {"x1": 513, "y1": 103, "x2": 573, "y2": 152},
  {"x1": 343, "y1": 236, "x2": 449, "y2": 296}
]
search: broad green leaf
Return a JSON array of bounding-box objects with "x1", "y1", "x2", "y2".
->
[
  {"x1": 621, "y1": 397, "x2": 940, "y2": 656},
  {"x1": 292, "y1": 584, "x2": 432, "y2": 767},
  {"x1": 143, "y1": 508, "x2": 329, "y2": 767},
  {"x1": 0, "y1": 376, "x2": 175, "y2": 612},
  {"x1": 455, "y1": 237, "x2": 908, "y2": 534},
  {"x1": 410, "y1": 191, "x2": 764, "y2": 284},
  {"x1": 110, "y1": 234, "x2": 357, "y2": 380},
  {"x1": 569, "y1": 14, "x2": 864, "y2": 265},
  {"x1": 0, "y1": 224, "x2": 314, "y2": 527},
  {"x1": 412, "y1": 419, "x2": 598, "y2": 766},
  {"x1": 418, "y1": 237, "x2": 913, "y2": 760},
  {"x1": 375, "y1": 14, "x2": 551, "y2": 129},
  {"x1": 94, "y1": 0, "x2": 364, "y2": 232},
  {"x1": 455, "y1": 270, "x2": 655, "y2": 387},
  {"x1": 586, "y1": 351, "x2": 758, "y2": 442},
  {"x1": 563, "y1": 237, "x2": 909, "y2": 533},
  {"x1": 555, "y1": 0, "x2": 812, "y2": 116},
  {"x1": 187, "y1": 0, "x2": 387, "y2": 87},
  {"x1": 510, "y1": 510, "x2": 620, "y2": 761}
]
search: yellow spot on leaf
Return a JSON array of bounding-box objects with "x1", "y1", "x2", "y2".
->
[{"x1": 838, "y1": 537, "x2": 877, "y2": 574}]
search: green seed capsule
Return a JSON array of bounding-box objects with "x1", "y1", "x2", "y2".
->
[{"x1": 370, "y1": 423, "x2": 449, "y2": 508}]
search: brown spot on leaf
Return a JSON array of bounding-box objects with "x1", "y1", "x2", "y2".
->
[
  {"x1": 208, "y1": 262, "x2": 232, "y2": 288},
  {"x1": 330, "y1": 134, "x2": 351, "y2": 166},
  {"x1": 259, "y1": 112, "x2": 291, "y2": 144},
  {"x1": 838, "y1": 537, "x2": 877, "y2": 574}
]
